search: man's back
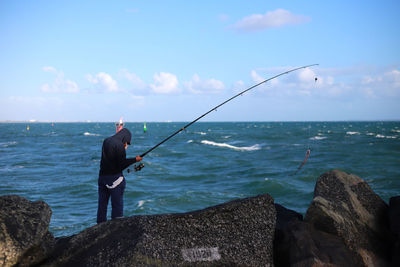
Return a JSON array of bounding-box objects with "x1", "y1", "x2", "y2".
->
[{"x1": 99, "y1": 128, "x2": 133, "y2": 175}]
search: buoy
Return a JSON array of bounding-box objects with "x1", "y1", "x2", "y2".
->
[
  {"x1": 27, "y1": 125, "x2": 30, "y2": 131},
  {"x1": 115, "y1": 117, "x2": 124, "y2": 133}
]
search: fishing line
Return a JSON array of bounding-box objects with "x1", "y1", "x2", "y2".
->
[
  {"x1": 129, "y1": 64, "x2": 319, "y2": 172},
  {"x1": 294, "y1": 76, "x2": 319, "y2": 175}
]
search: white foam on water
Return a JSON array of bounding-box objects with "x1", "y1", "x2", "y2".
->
[
  {"x1": 201, "y1": 140, "x2": 261, "y2": 151},
  {"x1": 346, "y1": 131, "x2": 360, "y2": 135},
  {"x1": 0, "y1": 141, "x2": 17, "y2": 147},
  {"x1": 138, "y1": 199, "x2": 153, "y2": 208},
  {"x1": 195, "y1": 132, "x2": 207, "y2": 135},
  {"x1": 138, "y1": 200, "x2": 145, "y2": 207},
  {"x1": 187, "y1": 140, "x2": 193, "y2": 143},
  {"x1": 83, "y1": 132, "x2": 100, "y2": 136},
  {"x1": 309, "y1": 136, "x2": 327, "y2": 140}
]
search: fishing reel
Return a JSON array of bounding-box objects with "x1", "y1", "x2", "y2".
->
[{"x1": 127, "y1": 163, "x2": 145, "y2": 173}]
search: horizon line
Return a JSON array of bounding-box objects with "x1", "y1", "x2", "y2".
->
[{"x1": 1, "y1": 119, "x2": 399, "y2": 123}]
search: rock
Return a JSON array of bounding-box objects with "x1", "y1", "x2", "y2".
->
[
  {"x1": 275, "y1": 203, "x2": 303, "y2": 231},
  {"x1": 305, "y1": 170, "x2": 391, "y2": 266},
  {"x1": 41, "y1": 194, "x2": 276, "y2": 267},
  {"x1": 274, "y1": 204, "x2": 360, "y2": 266},
  {"x1": 0, "y1": 195, "x2": 55, "y2": 267},
  {"x1": 389, "y1": 196, "x2": 400, "y2": 266},
  {"x1": 274, "y1": 220, "x2": 361, "y2": 267},
  {"x1": 273, "y1": 203, "x2": 302, "y2": 266}
]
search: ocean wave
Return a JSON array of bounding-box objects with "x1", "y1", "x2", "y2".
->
[
  {"x1": 346, "y1": 131, "x2": 360, "y2": 135},
  {"x1": 376, "y1": 134, "x2": 397, "y2": 139},
  {"x1": 0, "y1": 141, "x2": 17, "y2": 147},
  {"x1": 201, "y1": 140, "x2": 261, "y2": 151},
  {"x1": 138, "y1": 199, "x2": 153, "y2": 208},
  {"x1": 309, "y1": 136, "x2": 327, "y2": 140},
  {"x1": 195, "y1": 132, "x2": 207, "y2": 135},
  {"x1": 83, "y1": 132, "x2": 100, "y2": 136}
]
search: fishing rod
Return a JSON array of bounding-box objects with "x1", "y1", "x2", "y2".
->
[{"x1": 129, "y1": 64, "x2": 319, "y2": 172}]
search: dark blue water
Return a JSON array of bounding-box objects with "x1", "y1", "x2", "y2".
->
[{"x1": 0, "y1": 122, "x2": 399, "y2": 237}]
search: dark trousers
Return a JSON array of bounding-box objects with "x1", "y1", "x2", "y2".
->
[{"x1": 97, "y1": 174, "x2": 126, "y2": 223}]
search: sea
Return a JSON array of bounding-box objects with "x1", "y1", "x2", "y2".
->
[{"x1": 0, "y1": 121, "x2": 399, "y2": 237}]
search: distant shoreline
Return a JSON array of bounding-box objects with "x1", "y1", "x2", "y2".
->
[{"x1": 1, "y1": 120, "x2": 399, "y2": 123}]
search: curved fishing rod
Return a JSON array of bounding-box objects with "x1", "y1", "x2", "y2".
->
[{"x1": 130, "y1": 64, "x2": 318, "y2": 172}]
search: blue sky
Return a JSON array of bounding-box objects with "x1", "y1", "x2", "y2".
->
[{"x1": 1, "y1": 0, "x2": 399, "y2": 122}]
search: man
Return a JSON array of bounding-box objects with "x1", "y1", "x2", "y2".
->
[{"x1": 97, "y1": 128, "x2": 142, "y2": 223}]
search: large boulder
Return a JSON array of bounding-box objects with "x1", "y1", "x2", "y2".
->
[
  {"x1": 42, "y1": 194, "x2": 276, "y2": 267},
  {"x1": 274, "y1": 220, "x2": 361, "y2": 267},
  {"x1": 274, "y1": 204, "x2": 360, "y2": 267},
  {"x1": 389, "y1": 196, "x2": 400, "y2": 265},
  {"x1": 275, "y1": 203, "x2": 303, "y2": 231},
  {"x1": 0, "y1": 195, "x2": 55, "y2": 267},
  {"x1": 305, "y1": 170, "x2": 391, "y2": 266}
]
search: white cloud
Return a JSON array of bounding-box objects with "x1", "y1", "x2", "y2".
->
[
  {"x1": 41, "y1": 66, "x2": 79, "y2": 93},
  {"x1": 233, "y1": 80, "x2": 245, "y2": 93},
  {"x1": 86, "y1": 72, "x2": 119, "y2": 92},
  {"x1": 119, "y1": 69, "x2": 146, "y2": 90},
  {"x1": 0, "y1": 95, "x2": 65, "y2": 121},
  {"x1": 249, "y1": 67, "x2": 337, "y2": 97},
  {"x1": 250, "y1": 70, "x2": 279, "y2": 90},
  {"x1": 248, "y1": 65, "x2": 400, "y2": 100},
  {"x1": 232, "y1": 9, "x2": 310, "y2": 33},
  {"x1": 150, "y1": 72, "x2": 179, "y2": 94},
  {"x1": 361, "y1": 69, "x2": 400, "y2": 97},
  {"x1": 184, "y1": 74, "x2": 225, "y2": 94},
  {"x1": 42, "y1": 66, "x2": 57, "y2": 73},
  {"x1": 387, "y1": 69, "x2": 400, "y2": 88},
  {"x1": 250, "y1": 70, "x2": 265, "y2": 84},
  {"x1": 296, "y1": 68, "x2": 334, "y2": 90},
  {"x1": 298, "y1": 68, "x2": 316, "y2": 83}
]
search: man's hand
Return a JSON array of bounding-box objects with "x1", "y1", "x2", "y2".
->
[{"x1": 136, "y1": 155, "x2": 143, "y2": 162}]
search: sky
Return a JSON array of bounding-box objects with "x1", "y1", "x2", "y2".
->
[{"x1": 0, "y1": 0, "x2": 399, "y2": 122}]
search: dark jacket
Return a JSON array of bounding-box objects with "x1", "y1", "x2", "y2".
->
[{"x1": 99, "y1": 128, "x2": 137, "y2": 175}]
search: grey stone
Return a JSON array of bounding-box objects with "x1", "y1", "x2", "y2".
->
[
  {"x1": 275, "y1": 203, "x2": 303, "y2": 231},
  {"x1": 274, "y1": 203, "x2": 360, "y2": 267},
  {"x1": 305, "y1": 170, "x2": 391, "y2": 266},
  {"x1": 274, "y1": 219, "x2": 362, "y2": 267},
  {"x1": 0, "y1": 195, "x2": 54, "y2": 267},
  {"x1": 389, "y1": 196, "x2": 400, "y2": 266},
  {"x1": 42, "y1": 194, "x2": 276, "y2": 267}
]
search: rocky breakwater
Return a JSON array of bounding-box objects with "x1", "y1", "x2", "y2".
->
[
  {"x1": 42, "y1": 194, "x2": 276, "y2": 266},
  {"x1": 1, "y1": 169, "x2": 399, "y2": 266},
  {"x1": 0, "y1": 195, "x2": 55, "y2": 267},
  {"x1": 275, "y1": 170, "x2": 398, "y2": 266}
]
